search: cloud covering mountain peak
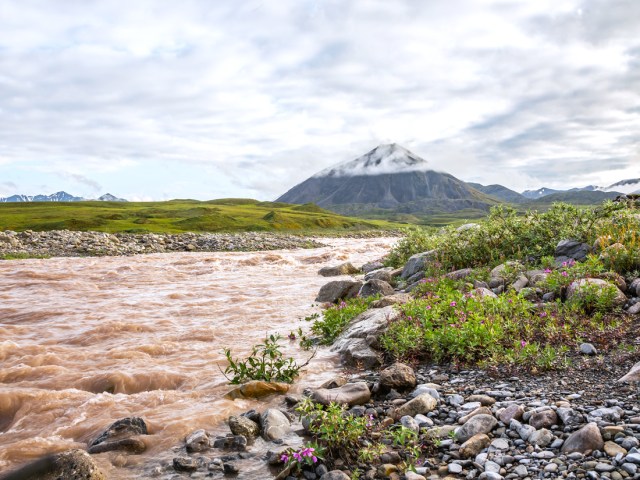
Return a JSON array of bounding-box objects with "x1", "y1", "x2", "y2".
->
[{"x1": 313, "y1": 144, "x2": 431, "y2": 178}]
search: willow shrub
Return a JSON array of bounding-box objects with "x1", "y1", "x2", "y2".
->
[{"x1": 386, "y1": 202, "x2": 628, "y2": 271}]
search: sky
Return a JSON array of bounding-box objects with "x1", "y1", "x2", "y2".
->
[{"x1": 0, "y1": 0, "x2": 638, "y2": 201}]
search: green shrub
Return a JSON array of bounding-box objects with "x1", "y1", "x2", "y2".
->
[
  {"x1": 221, "y1": 334, "x2": 310, "y2": 384},
  {"x1": 310, "y1": 296, "x2": 378, "y2": 344}
]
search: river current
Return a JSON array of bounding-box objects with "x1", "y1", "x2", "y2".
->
[{"x1": 0, "y1": 237, "x2": 395, "y2": 478}]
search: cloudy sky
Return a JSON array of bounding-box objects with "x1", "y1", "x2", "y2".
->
[{"x1": 0, "y1": 0, "x2": 638, "y2": 201}]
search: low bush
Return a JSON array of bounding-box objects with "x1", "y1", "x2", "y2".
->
[
  {"x1": 221, "y1": 334, "x2": 312, "y2": 384},
  {"x1": 309, "y1": 296, "x2": 378, "y2": 344}
]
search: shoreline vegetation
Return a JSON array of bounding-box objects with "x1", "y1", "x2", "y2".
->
[{"x1": 4, "y1": 199, "x2": 640, "y2": 480}]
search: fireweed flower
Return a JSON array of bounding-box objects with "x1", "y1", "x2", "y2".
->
[
  {"x1": 450, "y1": 301, "x2": 457, "y2": 307},
  {"x1": 561, "y1": 271, "x2": 568, "y2": 277},
  {"x1": 280, "y1": 454, "x2": 289, "y2": 463},
  {"x1": 521, "y1": 340, "x2": 527, "y2": 347},
  {"x1": 544, "y1": 268, "x2": 552, "y2": 273}
]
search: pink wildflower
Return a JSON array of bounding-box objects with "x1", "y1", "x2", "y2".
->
[
  {"x1": 280, "y1": 454, "x2": 289, "y2": 463},
  {"x1": 450, "y1": 301, "x2": 457, "y2": 307}
]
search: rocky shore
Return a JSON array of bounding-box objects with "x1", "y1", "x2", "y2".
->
[{"x1": 0, "y1": 230, "x2": 327, "y2": 257}]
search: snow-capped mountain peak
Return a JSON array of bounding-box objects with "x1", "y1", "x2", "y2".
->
[
  {"x1": 601, "y1": 178, "x2": 640, "y2": 195},
  {"x1": 313, "y1": 144, "x2": 431, "y2": 178}
]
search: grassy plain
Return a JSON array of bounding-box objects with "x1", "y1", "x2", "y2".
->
[{"x1": 0, "y1": 199, "x2": 403, "y2": 233}]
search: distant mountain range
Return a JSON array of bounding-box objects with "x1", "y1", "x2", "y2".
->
[
  {"x1": 0, "y1": 191, "x2": 127, "y2": 202},
  {"x1": 276, "y1": 144, "x2": 635, "y2": 219}
]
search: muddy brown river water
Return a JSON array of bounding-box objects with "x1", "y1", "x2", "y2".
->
[{"x1": 0, "y1": 237, "x2": 395, "y2": 478}]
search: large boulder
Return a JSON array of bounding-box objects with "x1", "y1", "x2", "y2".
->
[
  {"x1": 318, "y1": 262, "x2": 360, "y2": 277},
  {"x1": 400, "y1": 250, "x2": 436, "y2": 280},
  {"x1": 359, "y1": 279, "x2": 395, "y2": 298},
  {"x1": 365, "y1": 267, "x2": 394, "y2": 283},
  {"x1": 311, "y1": 382, "x2": 371, "y2": 406},
  {"x1": 566, "y1": 278, "x2": 627, "y2": 308},
  {"x1": 379, "y1": 363, "x2": 417, "y2": 391},
  {"x1": 1, "y1": 449, "x2": 107, "y2": 480},
  {"x1": 261, "y1": 409, "x2": 291, "y2": 441},
  {"x1": 332, "y1": 306, "x2": 400, "y2": 361},
  {"x1": 334, "y1": 338, "x2": 381, "y2": 368},
  {"x1": 316, "y1": 280, "x2": 363, "y2": 303},
  {"x1": 556, "y1": 239, "x2": 591, "y2": 263},
  {"x1": 561, "y1": 422, "x2": 604, "y2": 454}
]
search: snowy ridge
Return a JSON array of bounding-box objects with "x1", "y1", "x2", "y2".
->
[
  {"x1": 600, "y1": 178, "x2": 640, "y2": 195},
  {"x1": 313, "y1": 144, "x2": 432, "y2": 178}
]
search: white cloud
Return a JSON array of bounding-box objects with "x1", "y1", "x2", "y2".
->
[{"x1": 0, "y1": 0, "x2": 637, "y2": 199}]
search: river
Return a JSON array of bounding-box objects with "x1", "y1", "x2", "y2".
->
[{"x1": 0, "y1": 237, "x2": 395, "y2": 478}]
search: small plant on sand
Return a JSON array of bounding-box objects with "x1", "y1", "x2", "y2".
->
[{"x1": 220, "y1": 334, "x2": 313, "y2": 384}]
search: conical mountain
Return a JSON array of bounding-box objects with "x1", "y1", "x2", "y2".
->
[{"x1": 277, "y1": 144, "x2": 497, "y2": 216}]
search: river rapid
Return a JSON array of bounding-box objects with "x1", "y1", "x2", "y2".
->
[{"x1": 0, "y1": 237, "x2": 396, "y2": 478}]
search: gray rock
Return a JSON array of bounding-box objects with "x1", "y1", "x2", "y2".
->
[
  {"x1": 555, "y1": 239, "x2": 591, "y2": 262},
  {"x1": 261, "y1": 409, "x2": 291, "y2": 441},
  {"x1": 185, "y1": 429, "x2": 210, "y2": 453},
  {"x1": 364, "y1": 267, "x2": 394, "y2": 283},
  {"x1": 315, "y1": 280, "x2": 362, "y2": 303},
  {"x1": 499, "y1": 404, "x2": 524, "y2": 424},
  {"x1": 173, "y1": 456, "x2": 198, "y2": 472},
  {"x1": 401, "y1": 250, "x2": 437, "y2": 279},
  {"x1": 319, "y1": 471, "x2": 351, "y2": 480},
  {"x1": 89, "y1": 417, "x2": 148, "y2": 447},
  {"x1": 379, "y1": 363, "x2": 417, "y2": 391},
  {"x1": 400, "y1": 415, "x2": 420, "y2": 433},
  {"x1": 448, "y1": 463, "x2": 463, "y2": 474},
  {"x1": 228, "y1": 415, "x2": 260, "y2": 438},
  {"x1": 456, "y1": 414, "x2": 498, "y2": 443},
  {"x1": 529, "y1": 409, "x2": 558, "y2": 429},
  {"x1": 312, "y1": 382, "x2": 371, "y2": 407},
  {"x1": 561, "y1": 422, "x2": 604, "y2": 454},
  {"x1": 529, "y1": 428, "x2": 554, "y2": 447},
  {"x1": 557, "y1": 407, "x2": 584, "y2": 426},
  {"x1": 628, "y1": 302, "x2": 640, "y2": 314},
  {"x1": 318, "y1": 262, "x2": 360, "y2": 277},
  {"x1": 212, "y1": 435, "x2": 247, "y2": 451},
  {"x1": 587, "y1": 407, "x2": 623, "y2": 424},
  {"x1": 359, "y1": 279, "x2": 395, "y2": 297},
  {"x1": 362, "y1": 261, "x2": 385, "y2": 274},
  {"x1": 510, "y1": 419, "x2": 536, "y2": 441},
  {"x1": 580, "y1": 343, "x2": 598, "y2": 355},
  {"x1": 510, "y1": 275, "x2": 529, "y2": 292},
  {"x1": 87, "y1": 438, "x2": 146, "y2": 454},
  {"x1": 618, "y1": 361, "x2": 640, "y2": 383},
  {"x1": 445, "y1": 268, "x2": 474, "y2": 280},
  {"x1": 394, "y1": 393, "x2": 438, "y2": 418},
  {"x1": 625, "y1": 453, "x2": 640, "y2": 464}
]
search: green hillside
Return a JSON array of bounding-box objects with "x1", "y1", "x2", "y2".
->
[{"x1": 0, "y1": 199, "x2": 401, "y2": 233}]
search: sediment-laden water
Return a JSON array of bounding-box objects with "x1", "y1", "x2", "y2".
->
[{"x1": 0, "y1": 237, "x2": 394, "y2": 478}]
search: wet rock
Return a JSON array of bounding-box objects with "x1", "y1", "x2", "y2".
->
[
  {"x1": 87, "y1": 438, "x2": 146, "y2": 454},
  {"x1": 459, "y1": 433, "x2": 491, "y2": 458},
  {"x1": 1, "y1": 449, "x2": 107, "y2": 480},
  {"x1": 173, "y1": 456, "x2": 198, "y2": 472},
  {"x1": 185, "y1": 429, "x2": 211, "y2": 453},
  {"x1": 379, "y1": 363, "x2": 417, "y2": 391},
  {"x1": 394, "y1": 393, "x2": 438, "y2": 419},
  {"x1": 212, "y1": 434, "x2": 247, "y2": 451},
  {"x1": 315, "y1": 280, "x2": 362, "y2": 303},
  {"x1": 359, "y1": 279, "x2": 395, "y2": 298},
  {"x1": 318, "y1": 262, "x2": 360, "y2": 277},
  {"x1": 223, "y1": 462, "x2": 239, "y2": 475},
  {"x1": 224, "y1": 380, "x2": 289, "y2": 400},
  {"x1": 228, "y1": 415, "x2": 260, "y2": 438},
  {"x1": 89, "y1": 417, "x2": 148, "y2": 447},
  {"x1": 456, "y1": 414, "x2": 498, "y2": 443},
  {"x1": 312, "y1": 382, "x2": 371, "y2": 406},
  {"x1": 561, "y1": 422, "x2": 604, "y2": 454},
  {"x1": 261, "y1": 409, "x2": 291, "y2": 441}
]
